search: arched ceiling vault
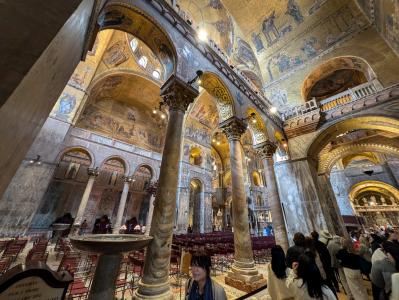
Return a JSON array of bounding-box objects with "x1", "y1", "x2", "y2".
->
[{"x1": 319, "y1": 143, "x2": 399, "y2": 175}]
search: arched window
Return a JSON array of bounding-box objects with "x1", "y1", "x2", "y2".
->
[
  {"x1": 152, "y1": 70, "x2": 160, "y2": 79},
  {"x1": 130, "y1": 38, "x2": 138, "y2": 52},
  {"x1": 138, "y1": 56, "x2": 148, "y2": 68}
]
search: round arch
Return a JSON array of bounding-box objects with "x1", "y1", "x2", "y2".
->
[
  {"x1": 57, "y1": 146, "x2": 95, "y2": 168},
  {"x1": 88, "y1": 69, "x2": 162, "y2": 94},
  {"x1": 98, "y1": 3, "x2": 177, "y2": 78},
  {"x1": 100, "y1": 155, "x2": 129, "y2": 176},
  {"x1": 349, "y1": 181, "x2": 399, "y2": 205},
  {"x1": 301, "y1": 56, "x2": 377, "y2": 102},
  {"x1": 319, "y1": 143, "x2": 399, "y2": 174},
  {"x1": 133, "y1": 164, "x2": 155, "y2": 179},
  {"x1": 307, "y1": 115, "x2": 399, "y2": 161},
  {"x1": 199, "y1": 72, "x2": 236, "y2": 122},
  {"x1": 246, "y1": 107, "x2": 268, "y2": 145}
]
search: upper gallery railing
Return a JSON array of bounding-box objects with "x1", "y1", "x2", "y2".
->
[
  {"x1": 283, "y1": 80, "x2": 383, "y2": 120},
  {"x1": 319, "y1": 81, "x2": 379, "y2": 112}
]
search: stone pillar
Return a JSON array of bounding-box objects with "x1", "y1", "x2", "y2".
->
[
  {"x1": 135, "y1": 75, "x2": 198, "y2": 300},
  {"x1": 255, "y1": 141, "x2": 289, "y2": 251},
  {"x1": 72, "y1": 168, "x2": 99, "y2": 231},
  {"x1": 199, "y1": 191, "x2": 205, "y2": 233},
  {"x1": 145, "y1": 194, "x2": 155, "y2": 236},
  {"x1": 382, "y1": 162, "x2": 399, "y2": 189},
  {"x1": 220, "y1": 117, "x2": 265, "y2": 292},
  {"x1": 113, "y1": 176, "x2": 132, "y2": 234},
  {"x1": 316, "y1": 174, "x2": 347, "y2": 237}
]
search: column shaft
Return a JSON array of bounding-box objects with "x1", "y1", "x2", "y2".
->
[
  {"x1": 113, "y1": 178, "x2": 131, "y2": 234},
  {"x1": 74, "y1": 170, "x2": 97, "y2": 226},
  {"x1": 145, "y1": 195, "x2": 155, "y2": 236},
  {"x1": 135, "y1": 75, "x2": 198, "y2": 299},
  {"x1": 229, "y1": 138, "x2": 256, "y2": 270}
]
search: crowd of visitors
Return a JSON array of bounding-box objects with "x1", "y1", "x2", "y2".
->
[{"x1": 268, "y1": 227, "x2": 399, "y2": 300}]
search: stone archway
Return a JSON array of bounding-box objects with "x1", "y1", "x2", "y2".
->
[
  {"x1": 349, "y1": 181, "x2": 399, "y2": 227},
  {"x1": 302, "y1": 56, "x2": 378, "y2": 102}
]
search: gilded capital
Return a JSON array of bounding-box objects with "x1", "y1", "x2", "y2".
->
[
  {"x1": 220, "y1": 117, "x2": 247, "y2": 141},
  {"x1": 87, "y1": 167, "x2": 100, "y2": 177},
  {"x1": 160, "y1": 75, "x2": 199, "y2": 112},
  {"x1": 255, "y1": 140, "x2": 277, "y2": 159}
]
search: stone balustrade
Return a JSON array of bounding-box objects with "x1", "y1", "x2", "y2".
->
[
  {"x1": 319, "y1": 81, "x2": 379, "y2": 112},
  {"x1": 283, "y1": 82, "x2": 398, "y2": 138},
  {"x1": 354, "y1": 205, "x2": 399, "y2": 212}
]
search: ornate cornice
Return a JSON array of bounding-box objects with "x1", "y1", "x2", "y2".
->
[
  {"x1": 255, "y1": 140, "x2": 278, "y2": 159},
  {"x1": 160, "y1": 75, "x2": 199, "y2": 112},
  {"x1": 220, "y1": 117, "x2": 247, "y2": 141}
]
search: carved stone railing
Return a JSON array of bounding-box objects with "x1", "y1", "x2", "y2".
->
[
  {"x1": 281, "y1": 99, "x2": 318, "y2": 120},
  {"x1": 283, "y1": 82, "x2": 399, "y2": 138},
  {"x1": 319, "y1": 81, "x2": 380, "y2": 112},
  {"x1": 354, "y1": 205, "x2": 399, "y2": 212}
]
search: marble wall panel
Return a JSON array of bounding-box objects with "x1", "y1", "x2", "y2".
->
[
  {"x1": 274, "y1": 159, "x2": 327, "y2": 243},
  {"x1": 0, "y1": 163, "x2": 55, "y2": 237}
]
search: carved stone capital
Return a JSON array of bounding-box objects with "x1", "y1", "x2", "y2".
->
[
  {"x1": 87, "y1": 167, "x2": 99, "y2": 177},
  {"x1": 160, "y1": 75, "x2": 199, "y2": 112},
  {"x1": 255, "y1": 140, "x2": 277, "y2": 159},
  {"x1": 220, "y1": 117, "x2": 247, "y2": 141}
]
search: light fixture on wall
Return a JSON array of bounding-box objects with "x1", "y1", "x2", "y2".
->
[
  {"x1": 270, "y1": 106, "x2": 278, "y2": 114},
  {"x1": 198, "y1": 29, "x2": 208, "y2": 42},
  {"x1": 212, "y1": 132, "x2": 222, "y2": 146},
  {"x1": 152, "y1": 101, "x2": 167, "y2": 119},
  {"x1": 187, "y1": 70, "x2": 203, "y2": 86},
  {"x1": 242, "y1": 112, "x2": 257, "y2": 126},
  {"x1": 29, "y1": 155, "x2": 42, "y2": 165}
]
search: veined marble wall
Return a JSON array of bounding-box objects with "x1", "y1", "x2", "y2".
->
[
  {"x1": 330, "y1": 161, "x2": 399, "y2": 216},
  {"x1": 0, "y1": 118, "x2": 71, "y2": 236},
  {"x1": 274, "y1": 159, "x2": 327, "y2": 243}
]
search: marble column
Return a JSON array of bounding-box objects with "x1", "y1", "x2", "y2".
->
[
  {"x1": 135, "y1": 75, "x2": 198, "y2": 300},
  {"x1": 72, "y1": 168, "x2": 99, "y2": 232},
  {"x1": 255, "y1": 141, "x2": 289, "y2": 251},
  {"x1": 220, "y1": 117, "x2": 264, "y2": 291},
  {"x1": 113, "y1": 176, "x2": 132, "y2": 234},
  {"x1": 145, "y1": 194, "x2": 155, "y2": 236},
  {"x1": 316, "y1": 173, "x2": 347, "y2": 237}
]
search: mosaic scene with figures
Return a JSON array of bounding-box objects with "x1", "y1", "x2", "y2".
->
[{"x1": 1, "y1": 0, "x2": 399, "y2": 299}]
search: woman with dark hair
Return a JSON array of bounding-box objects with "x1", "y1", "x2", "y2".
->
[
  {"x1": 185, "y1": 253, "x2": 227, "y2": 300},
  {"x1": 286, "y1": 251, "x2": 336, "y2": 299},
  {"x1": 267, "y1": 245, "x2": 294, "y2": 299}
]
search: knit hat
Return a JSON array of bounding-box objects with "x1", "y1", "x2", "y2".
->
[{"x1": 319, "y1": 230, "x2": 332, "y2": 244}]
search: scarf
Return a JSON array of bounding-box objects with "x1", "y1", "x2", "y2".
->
[{"x1": 188, "y1": 277, "x2": 213, "y2": 300}]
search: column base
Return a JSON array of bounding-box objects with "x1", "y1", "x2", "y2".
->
[
  {"x1": 225, "y1": 261, "x2": 266, "y2": 293},
  {"x1": 134, "y1": 280, "x2": 173, "y2": 300}
]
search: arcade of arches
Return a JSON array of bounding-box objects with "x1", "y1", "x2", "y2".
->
[{"x1": 1, "y1": 0, "x2": 399, "y2": 298}]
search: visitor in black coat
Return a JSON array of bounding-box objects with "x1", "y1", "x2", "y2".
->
[
  {"x1": 311, "y1": 231, "x2": 337, "y2": 296},
  {"x1": 286, "y1": 232, "x2": 306, "y2": 268}
]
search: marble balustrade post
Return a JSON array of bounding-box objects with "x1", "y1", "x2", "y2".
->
[
  {"x1": 72, "y1": 168, "x2": 99, "y2": 233},
  {"x1": 113, "y1": 176, "x2": 132, "y2": 234},
  {"x1": 255, "y1": 141, "x2": 289, "y2": 251},
  {"x1": 145, "y1": 194, "x2": 155, "y2": 236},
  {"x1": 135, "y1": 75, "x2": 198, "y2": 300},
  {"x1": 220, "y1": 117, "x2": 263, "y2": 286}
]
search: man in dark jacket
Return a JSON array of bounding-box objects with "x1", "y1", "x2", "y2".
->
[
  {"x1": 311, "y1": 231, "x2": 337, "y2": 295},
  {"x1": 286, "y1": 232, "x2": 305, "y2": 268}
]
